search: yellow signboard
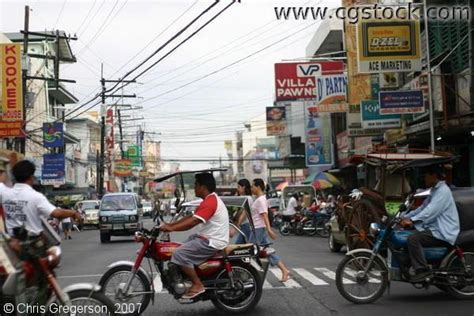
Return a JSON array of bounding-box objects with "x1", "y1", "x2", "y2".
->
[
  {"x1": 1, "y1": 44, "x2": 23, "y2": 121},
  {"x1": 357, "y1": 19, "x2": 421, "y2": 73}
]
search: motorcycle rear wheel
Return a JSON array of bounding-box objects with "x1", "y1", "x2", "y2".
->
[
  {"x1": 99, "y1": 265, "x2": 152, "y2": 315},
  {"x1": 315, "y1": 220, "x2": 330, "y2": 238},
  {"x1": 444, "y1": 251, "x2": 474, "y2": 299},
  {"x1": 211, "y1": 262, "x2": 263, "y2": 314},
  {"x1": 302, "y1": 221, "x2": 317, "y2": 236}
]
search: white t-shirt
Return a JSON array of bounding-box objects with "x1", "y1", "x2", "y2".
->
[
  {"x1": 3, "y1": 183, "x2": 56, "y2": 236},
  {"x1": 62, "y1": 217, "x2": 72, "y2": 223},
  {"x1": 251, "y1": 195, "x2": 268, "y2": 229},
  {"x1": 0, "y1": 183, "x2": 10, "y2": 232},
  {"x1": 193, "y1": 193, "x2": 229, "y2": 250},
  {"x1": 283, "y1": 196, "x2": 298, "y2": 216}
]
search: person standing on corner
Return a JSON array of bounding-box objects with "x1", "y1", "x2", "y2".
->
[{"x1": 250, "y1": 178, "x2": 291, "y2": 282}]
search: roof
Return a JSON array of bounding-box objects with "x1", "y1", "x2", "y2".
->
[
  {"x1": 5, "y1": 31, "x2": 76, "y2": 62},
  {"x1": 48, "y1": 84, "x2": 78, "y2": 104}
]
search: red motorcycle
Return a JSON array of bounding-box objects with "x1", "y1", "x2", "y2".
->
[
  {"x1": 0, "y1": 219, "x2": 115, "y2": 315},
  {"x1": 99, "y1": 169, "x2": 273, "y2": 315}
]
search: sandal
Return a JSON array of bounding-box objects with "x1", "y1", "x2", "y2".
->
[
  {"x1": 280, "y1": 272, "x2": 291, "y2": 283},
  {"x1": 182, "y1": 289, "x2": 205, "y2": 299}
]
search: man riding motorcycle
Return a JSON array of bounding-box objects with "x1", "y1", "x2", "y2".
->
[
  {"x1": 2, "y1": 160, "x2": 81, "y2": 240},
  {"x1": 401, "y1": 165, "x2": 460, "y2": 282},
  {"x1": 160, "y1": 172, "x2": 229, "y2": 299}
]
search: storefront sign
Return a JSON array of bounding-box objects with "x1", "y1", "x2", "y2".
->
[
  {"x1": 0, "y1": 121, "x2": 24, "y2": 137},
  {"x1": 43, "y1": 122, "x2": 64, "y2": 147},
  {"x1": 379, "y1": 90, "x2": 424, "y2": 114},
  {"x1": 361, "y1": 100, "x2": 401, "y2": 130},
  {"x1": 315, "y1": 74, "x2": 347, "y2": 105},
  {"x1": 42, "y1": 153, "x2": 65, "y2": 185},
  {"x1": 126, "y1": 145, "x2": 141, "y2": 167},
  {"x1": 274, "y1": 62, "x2": 344, "y2": 101},
  {"x1": 305, "y1": 105, "x2": 333, "y2": 167},
  {"x1": 1, "y1": 44, "x2": 23, "y2": 121},
  {"x1": 113, "y1": 159, "x2": 133, "y2": 177},
  {"x1": 357, "y1": 19, "x2": 421, "y2": 73},
  {"x1": 266, "y1": 106, "x2": 287, "y2": 136}
]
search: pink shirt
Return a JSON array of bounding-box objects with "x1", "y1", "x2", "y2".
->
[{"x1": 251, "y1": 195, "x2": 268, "y2": 229}]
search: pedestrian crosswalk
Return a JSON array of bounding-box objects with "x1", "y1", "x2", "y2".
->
[{"x1": 261, "y1": 266, "x2": 381, "y2": 290}]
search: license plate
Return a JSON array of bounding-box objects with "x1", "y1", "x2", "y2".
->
[{"x1": 113, "y1": 224, "x2": 124, "y2": 230}]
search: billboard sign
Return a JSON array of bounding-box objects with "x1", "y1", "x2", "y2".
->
[
  {"x1": 0, "y1": 121, "x2": 24, "y2": 138},
  {"x1": 361, "y1": 100, "x2": 401, "y2": 130},
  {"x1": 1, "y1": 44, "x2": 23, "y2": 121},
  {"x1": 379, "y1": 90, "x2": 424, "y2": 114},
  {"x1": 357, "y1": 19, "x2": 421, "y2": 73},
  {"x1": 41, "y1": 153, "x2": 65, "y2": 184},
  {"x1": 305, "y1": 105, "x2": 333, "y2": 167},
  {"x1": 315, "y1": 74, "x2": 347, "y2": 104},
  {"x1": 266, "y1": 106, "x2": 287, "y2": 136},
  {"x1": 126, "y1": 145, "x2": 141, "y2": 167},
  {"x1": 113, "y1": 159, "x2": 133, "y2": 177},
  {"x1": 43, "y1": 122, "x2": 64, "y2": 147},
  {"x1": 274, "y1": 62, "x2": 344, "y2": 101}
]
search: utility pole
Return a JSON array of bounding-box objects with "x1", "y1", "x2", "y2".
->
[
  {"x1": 18, "y1": 6, "x2": 77, "y2": 155},
  {"x1": 97, "y1": 66, "x2": 136, "y2": 197},
  {"x1": 20, "y1": 5, "x2": 29, "y2": 154},
  {"x1": 423, "y1": 0, "x2": 436, "y2": 152}
]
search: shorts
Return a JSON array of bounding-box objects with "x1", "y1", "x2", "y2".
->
[
  {"x1": 171, "y1": 234, "x2": 219, "y2": 268},
  {"x1": 62, "y1": 222, "x2": 72, "y2": 231}
]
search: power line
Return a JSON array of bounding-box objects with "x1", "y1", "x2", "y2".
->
[
  {"x1": 107, "y1": 0, "x2": 200, "y2": 79},
  {"x1": 52, "y1": 0, "x2": 67, "y2": 29},
  {"x1": 105, "y1": 0, "x2": 222, "y2": 94},
  {"x1": 135, "y1": 20, "x2": 320, "y2": 105},
  {"x1": 74, "y1": 0, "x2": 98, "y2": 34}
]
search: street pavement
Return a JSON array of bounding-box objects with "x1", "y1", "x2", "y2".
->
[{"x1": 56, "y1": 219, "x2": 473, "y2": 316}]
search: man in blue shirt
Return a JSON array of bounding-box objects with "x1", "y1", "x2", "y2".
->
[{"x1": 401, "y1": 165, "x2": 460, "y2": 282}]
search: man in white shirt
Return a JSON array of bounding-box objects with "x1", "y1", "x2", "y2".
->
[
  {"x1": 0, "y1": 159, "x2": 10, "y2": 233},
  {"x1": 283, "y1": 193, "x2": 300, "y2": 217},
  {"x1": 2, "y1": 160, "x2": 80, "y2": 238},
  {"x1": 160, "y1": 173, "x2": 229, "y2": 299}
]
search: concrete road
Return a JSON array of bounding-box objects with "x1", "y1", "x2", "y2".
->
[{"x1": 56, "y1": 219, "x2": 473, "y2": 316}]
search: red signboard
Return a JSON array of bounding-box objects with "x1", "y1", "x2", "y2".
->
[
  {"x1": 274, "y1": 62, "x2": 345, "y2": 101},
  {"x1": 0, "y1": 120, "x2": 24, "y2": 138}
]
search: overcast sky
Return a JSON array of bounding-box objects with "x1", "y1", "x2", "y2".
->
[{"x1": 1, "y1": 0, "x2": 339, "y2": 170}]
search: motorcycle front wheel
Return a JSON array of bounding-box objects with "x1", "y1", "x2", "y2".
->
[
  {"x1": 336, "y1": 252, "x2": 388, "y2": 304},
  {"x1": 48, "y1": 289, "x2": 117, "y2": 316},
  {"x1": 99, "y1": 265, "x2": 152, "y2": 315},
  {"x1": 211, "y1": 262, "x2": 263, "y2": 314}
]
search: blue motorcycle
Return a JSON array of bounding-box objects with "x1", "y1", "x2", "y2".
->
[{"x1": 335, "y1": 189, "x2": 474, "y2": 304}]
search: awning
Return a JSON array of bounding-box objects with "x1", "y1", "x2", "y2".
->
[{"x1": 48, "y1": 84, "x2": 79, "y2": 104}]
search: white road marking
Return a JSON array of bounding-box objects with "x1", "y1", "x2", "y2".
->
[
  {"x1": 293, "y1": 268, "x2": 328, "y2": 285},
  {"x1": 153, "y1": 274, "x2": 163, "y2": 292},
  {"x1": 269, "y1": 268, "x2": 301, "y2": 288},
  {"x1": 263, "y1": 280, "x2": 273, "y2": 289},
  {"x1": 57, "y1": 274, "x2": 103, "y2": 279},
  {"x1": 314, "y1": 267, "x2": 355, "y2": 284}
]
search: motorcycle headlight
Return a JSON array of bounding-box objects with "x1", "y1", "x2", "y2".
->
[
  {"x1": 129, "y1": 215, "x2": 137, "y2": 221},
  {"x1": 369, "y1": 223, "x2": 381, "y2": 236},
  {"x1": 101, "y1": 216, "x2": 108, "y2": 222}
]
